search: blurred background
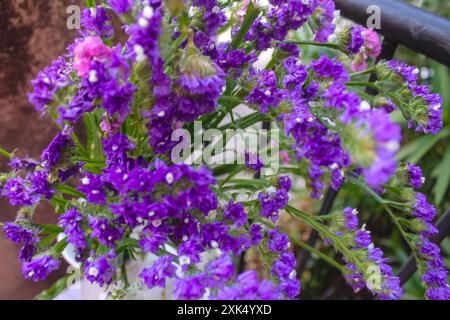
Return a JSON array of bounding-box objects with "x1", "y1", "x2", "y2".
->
[
  {"x1": 0, "y1": 0, "x2": 82, "y2": 299},
  {"x1": 0, "y1": 0, "x2": 449, "y2": 300}
]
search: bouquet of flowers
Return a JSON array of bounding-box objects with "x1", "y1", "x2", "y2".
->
[{"x1": 1, "y1": 0, "x2": 448, "y2": 300}]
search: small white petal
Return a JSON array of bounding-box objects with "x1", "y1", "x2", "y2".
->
[
  {"x1": 143, "y1": 6, "x2": 154, "y2": 19},
  {"x1": 138, "y1": 17, "x2": 149, "y2": 28}
]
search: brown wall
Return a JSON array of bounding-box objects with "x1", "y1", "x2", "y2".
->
[{"x1": 0, "y1": 0, "x2": 82, "y2": 299}]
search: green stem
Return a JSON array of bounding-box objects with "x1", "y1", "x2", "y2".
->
[
  {"x1": 346, "y1": 81, "x2": 380, "y2": 91},
  {"x1": 291, "y1": 235, "x2": 347, "y2": 274},
  {"x1": 0, "y1": 147, "x2": 12, "y2": 159},
  {"x1": 278, "y1": 40, "x2": 345, "y2": 53},
  {"x1": 349, "y1": 66, "x2": 377, "y2": 78}
]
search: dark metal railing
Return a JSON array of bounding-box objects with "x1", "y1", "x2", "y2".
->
[{"x1": 335, "y1": 0, "x2": 450, "y2": 67}]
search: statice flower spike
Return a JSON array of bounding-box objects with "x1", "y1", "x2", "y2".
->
[{"x1": 22, "y1": 255, "x2": 60, "y2": 282}]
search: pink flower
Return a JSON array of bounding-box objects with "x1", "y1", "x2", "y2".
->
[
  {"x1": 350, "y1": 29, "x2": 381, "y2": 72},
  {"x1": 280, "y1": 151, "x2": 291, "y2": 165},
  {"x1": 351, "y1": 54, "x2": 368, "y2": 72},
  {"x1": 363, "y1": 29, "x2": 382, "y2": 59},
  {"x1": 73, "y1": 36, "x2": 112, "y2": 77}
]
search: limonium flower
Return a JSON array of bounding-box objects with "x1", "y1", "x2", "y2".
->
[
  {"x1": 344, "y1": 108, "x2": 401, "y2": 188},
  {"x1": 214, "y1": 270, "x2": 283, "y2": 300},
  {"x1": 81, "y1": 7, "x2": 114, "y2": 38},
  {"x1": 88, "y1": 217, "x2": 124, "y2": 248},
  {"x1": 2, "y1": 222, "x2": 39, "y2": 262},
  {"x1": 58, "y1": 208, "x2": 86, "y2": 253},
  {"x1": 177, "y1": 51, "x2": 225, "y2": 121},
  {"x1": 108, "y1": 0, "x2": 134, "y2": 15},
  {"x1": 333, "y1": 207, "x2": 403, "y2": 299},
  {"x1": 247, "y1": 69, "x2": 281, "y2": 113},
  {"x1": 140, "y1": 255, "x2": 177, "y2": 289},
  {"x1": 407, "y1": 163, "x2": 425, "y2": 189},
  {"x1": 22, "y1": 255, "x2": 60, "y2": 282},
  {"x1": 223, "y1": 201, "x2": 248, "y2": 228},
  {"x1": 379, "y1": 60, "x2": 444, "y2": 134},
  {"x1": 84, "y1": 251, "x2": 116, "y2": 287},
  {"x1": 41, "y1": 126, "x2": 74, "y2": 170},
  {"x1": 28, "y1": 57, "x2": 71, "y2": 113}
]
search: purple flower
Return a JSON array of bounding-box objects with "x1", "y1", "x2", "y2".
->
[
  {"x1": 108, "y1": 0, "x2": 133, "y2": 14},
  {"x1": 28, "y1": 57, "x2": 71, "y2": 113},
  {"x1": 258, "y1": 190, "x2": 289, "y2": 222},
  {"x1": 194, "y1": 0, "x2": 227, "y2": 37},
  {"x1": 140, "y1": 255, "x2": 177, "y2": 289},
  {"x1": 22, "y1": 255, "x2": 60, "y2": 282},
  {"x1": 204, "y1": 255, "x2": 235, "y2": 286},
  {"x1": 29, "y1": 171, "x2": 54, "y2": 200},
  {"x1": 353, "y1": 109, "x2": 401, "y2": 188},
  {"x1": 343, "y1": 207, "x2": 359, "y2": 231},
  {"x1": 426, "y1": 287, "x2": 450, "y2": 300},
  {"x1": 81, "y1": 7, "x2": 114, "y2": 38},
  {"x1": 348, "y1": 26, "x2": 365, "y2": 54},
  {"x1": 2, "y1": 222, "x2": 39, "y2": 261},
  {"x1": 84, "y1": 252, "x2": 116, "y2": 286},
  {"x1": 214, "y1": 271, "x2": 283, "y2": 300},
  {"x1": 214, "y1": 44, "x2": 256, "y2": 77},
  {"x1": 407, "y1": 163, "x2": 425, "y2": 189},
  {"x1": 354, "y1": 229, "x2": 372, "y2": 248},
  {"x1": 313, "y1": 0, "x2": 336, "y2": 43},
  {"x1": 8, "y1": 156, "x2": 39, "y2": 171},
  {"x1": 59, "y1": 208, "x2": 86, "y2": 252},
  {"x1": 88, "y1": 217, "x2": 123, "y2": 247},
  {"x1": 272, "y1": 252, "x2": 297, "y2": 280},
  {"x1": 102, "y1": 132, "x2": 135, "y2": 165},
  {"x1": 311, "y1": 56, "x2": 349, "y2": 84},
  {"x1": 249, "y1": 224, "x2": 264, "y2": 245},
  {"x1": 173, "y1": 276, "x2": 206, "y2": 300},
  {"x1": 267, "y1": 227, "x2": 290, "y2": 253},
  {"x1": 223, "y1": 201, "x2": 247, "y2": 228},
  {"x1": 78, "y1": 173, "x2": 107, "y2": 204},
  {"x1": 413, "y1": 192, "x2": 437, "y2": 223},
  {"x1": 41, "y1": 126, "x2": 74, "y2": 170},
  {"x1": 177, "y1": 58, "x2": 225, "y2": 121},
  {"x1": 278, "y1": 176, "x2": 292, "y2": 192},
  {"x1": 247, "y1": 70, "x2": 281, "y2": 113},
  {"x1": 2, "y1": 177, "x2": 39, "y2": 207},
  {"x1": 139, "y1": 233, "x2": 168, "y2": 254},
  {"x1": 2, "y1": 222, "x2": 37, "y2": 245}
]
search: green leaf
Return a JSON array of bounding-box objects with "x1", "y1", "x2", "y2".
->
[
  {"x1": 85, "y1": 0, "x2": 95, "y2": 8},
  {"x1": 432, "y1": 144, "x2": 450, "y2": 205},
  {"x1": 56, "y1": 184, "x2": 86, "y2": 199},
  {"x1": 53, "y1": 236, "x2": 68, "y2": 255},
  {"x1": 36, "y1": 224, "x2": 64, "y2": 234},
  {"x1": 229, "y1": 1, "x2": 260, "y2": 50},
  {"x1": 397, "y1": 128, "x2": 450, "y2": 163},
  {"x1": 83, "y1": 112, "x2": 104, "y2": 161},
  {"x1": 35, "y1": 275, "x2": 71, "y2": 300},
  {"x1": 39, "y1": 234, "x2": 59, "y2": 249}
]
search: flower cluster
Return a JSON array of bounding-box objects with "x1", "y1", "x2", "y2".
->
[
  {"x1": 332, "y1": 207, "x2": 403, "y2": 300},
  {"x1": 1, "y1": 0, "x2": 448, "y2": 301},
  {"x1": 377, "y1": 60, "x2": 443, "y2": 134},
  {"x1": 408, "y1": 188, "x2": 450, "y2": 299}
]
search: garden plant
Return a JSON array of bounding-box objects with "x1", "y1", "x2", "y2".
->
[{"x1": 0, "y1": 0, "x2": 449, "y2": 300}]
